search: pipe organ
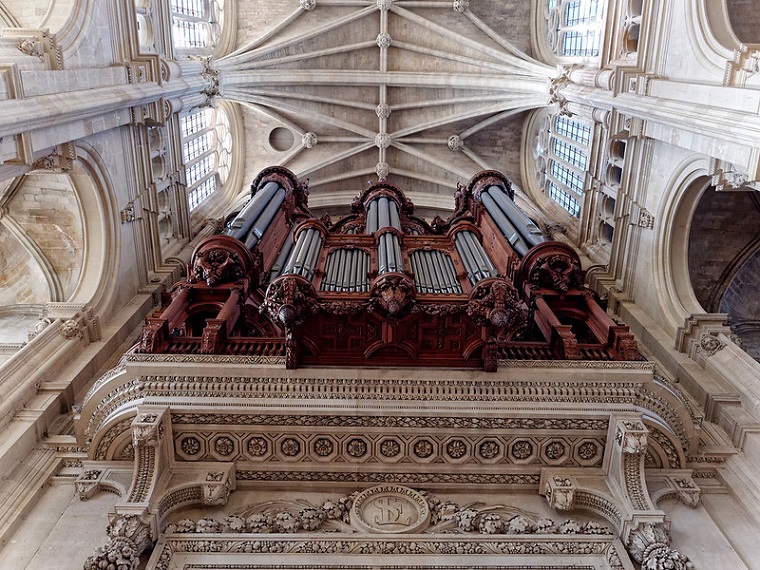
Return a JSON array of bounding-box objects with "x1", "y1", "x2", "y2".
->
[{"x1": 138, "y1": 166, "x2": 640, "y2": 370}]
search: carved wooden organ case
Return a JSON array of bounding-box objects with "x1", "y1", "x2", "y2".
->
[{"x1": 137, "y1": 166, "x2": 640, "y2": 371}]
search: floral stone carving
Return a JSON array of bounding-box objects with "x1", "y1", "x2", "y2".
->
[
  {"x1": 164, "y1": 487, "x2": 612, "y2": 538},
  {"x1": 84, "y1": 514, "x2": 152, "y2": 570}
]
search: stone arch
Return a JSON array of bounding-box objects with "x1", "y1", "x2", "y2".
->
[
  {"x1": 719, "y1": 248, "x2": 760, "y2": 361},
  {"x1": 66, "y1": 142, "x2": 121, "y2": 315},
  {"x1": 687, "y1": 187, "x2": 760, "y2": 313},
  {"x1": 653, "y1": 155, "x2": 714, "y2": 335},
  {"x1": 724, "y1": 0, "x2": 760, "y2": 45},
  {"x1": 687, "y1": 1, "x2": 742, "y2": 77}
]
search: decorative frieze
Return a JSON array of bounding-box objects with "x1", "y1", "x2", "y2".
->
[
  {"x1": 172, "y1": 429, "x2": 606, "y2": 468},
  {"x1": 163, "y1": 486, "x2": 612, "y2": 537}
]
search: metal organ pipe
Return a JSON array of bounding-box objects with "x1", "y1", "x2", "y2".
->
[
  {"x1": 410, "y1": 250, "x2": 462, "y2": 294},
  {"x1": 481, "y1": 186, "x2": 545, "y2": 256},
  {"x1": 224, "y1": 182, "x2": 284, "y2": 247},
  {"x1": 455, "y1": 231, "x2": 496, "y2": 285},
  {"x1": 366, "y1": 200, "x2": 378, "y2": 233},
  {"x1": 282, "y1": 227, "x2": 323, "y2": 280},
  {"x1": 243, "y1": 188, "x2": 285, "y2": 249},
  {"x1": 366, "y1": 196, "x2": 403, "y2": 276},
  {"x1": 320, "y1": 248, "x2": 370, "y2": 292},
  {"x1": 269, "y1": 225, "x2": 296, "y2": 282}
]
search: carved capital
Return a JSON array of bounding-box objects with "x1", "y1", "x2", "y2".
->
[
  {"x1": 132, "y1": 412, "x2": 163, "y2": 448},
  {"x1": 75, "y1": 469, "x2": 103, "y2": 501},
  {"x1": 616, "y1": 419, "x2": 648, "y2": 455}
]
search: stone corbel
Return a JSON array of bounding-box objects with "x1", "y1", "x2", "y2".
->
[
  {"x1": 7, "y1": 29, "x2": 63, "y2": 69},
  {"x1": 725, "y1": 45, "x2": 760, "y2": 87},
  {"x1": 201, "y1": 466, "x2": 236, "y2": 506},
  {"x1": 624, "y1": 520, "x2": 694, "y2": 570},
  {"x1": 30, "y1": 142, "x2": 75, "y2": 173},
  {"x1": 709, "y1": 158, "x2": 756, "y2": 191},
  {"x1": 152, "y1": 463, "x2": 236, "y2": 531},
  {"x1": 674, "y1": 313, "x2": 731, "y2": 359},
  {"x1": 46, "y1": 303, "x2": 102, "y2": 343},
  {"x1": 75, "y1": 462, "x2": 131, "y2": 501},
  {"x1": 542, "y1": 474, "x2": 577, "y2": 511},
  {"x1": 608, "y1": 417, "x2": 696, "y2": 570},
  {"x1": 650, "y1": 472, "x2": 701, "y2": 509},
  {"x1": 84, "y1": 409, "x2": 172, "y2": 569},
  {"x1": 609, "y1": 417, "x2": 655, "y2": 512},
  {"x1": 83, "y1": 512, "x2": 155, "y2": 570}
]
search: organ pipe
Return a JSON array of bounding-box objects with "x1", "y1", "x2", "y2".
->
[
  {"x1": 268, "y1": 225, "x2": 296, "y2": 282},
  {"x1": 480, "y1": 186, "x2": 545, "y2": 256},
  {"x1": 282, "y1": 227, "x2": 322, "y2": 280},
  {"x1": 224, "y1": 182, "x2": 284, "y2": 247},
  {"x1": 320, "y1": 248, "x2": 370, "y2": 292},
  {"x1": 455, "y1": 231, "x2": 496, "y2": 285},
  {"x1": 410, "y1": 250, "x2": 462, "y2": 294}
]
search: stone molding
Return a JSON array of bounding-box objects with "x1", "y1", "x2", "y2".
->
[{"x1": 79, "y1": 362, "x2": 652, "y2": 445}]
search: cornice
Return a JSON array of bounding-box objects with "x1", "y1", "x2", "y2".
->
[{"x1": 80, "y1": 362, "x2": 652, "y2": 447}]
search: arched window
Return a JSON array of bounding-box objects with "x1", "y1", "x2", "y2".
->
[
  {"x1": 545, "y1": 0, "x2": 607, "y2": 59},
  {"x1": 181, "y1": 106, "x2": 231, "y2": 211},
  {"x1": 540, "y1": 115, "x2": 592, "y2": 218},
  {"x1": 170, "y1": 0, "x2": 224, "y2": 52}
]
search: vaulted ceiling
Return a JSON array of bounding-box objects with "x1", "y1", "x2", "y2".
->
[{"x1": 226, "y1": 0, "x2": 556, "y2": 216}]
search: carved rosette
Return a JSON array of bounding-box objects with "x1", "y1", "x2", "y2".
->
[
  {"x1": 261, "y1": 275, "x2": 319, "y2": 329},
  {"x1": 466, "y1": 277, "x2": 524, "y2": 331},
  {"x1": 190, "y1": 236, "x2": 254, "y2": 286},
  {"x1": 369, "y1": 273, "x2": 416, "y2": 318}
]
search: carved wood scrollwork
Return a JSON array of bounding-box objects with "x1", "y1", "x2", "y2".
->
[
  {"x1": 190, "y1": 236, "x2": 254, "y2": 286},
  {"x1": 261, "y1": 275, "x2": 319, "y2": 329},
  {"x1": 369, "y1": 273, "x2": 416, "y2": 319},
  {"x1": 466, "y1": 277, "x2": 525, "y2": 331},
  {"x1": 516, "y1": 241, "x2": 584, "y2": 294},
  {"x1": 261, "y1": 275, "x2": 320, "y2": 369}
]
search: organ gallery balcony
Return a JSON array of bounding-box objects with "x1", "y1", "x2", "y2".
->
[{"x1": 136, "y1": 166, "x2": 641, "y2": 371}]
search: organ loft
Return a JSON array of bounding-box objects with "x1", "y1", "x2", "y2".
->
[{"x1": 137, "y1": 167, "x2": 640, "y2": 370}]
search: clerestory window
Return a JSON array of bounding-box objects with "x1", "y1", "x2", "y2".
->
[
  {"x1": 180, "y1": 106, "x2": 231, "y2": 211},
  {"x1": 545, "y1": 0, "x2": 607, "y2": 59},
  {"x1": 170, "y1": 0, "x2": 224, "y2": 52},
  {"x1": 539, "y1": 114, "x2": 592, "y2": 218}
]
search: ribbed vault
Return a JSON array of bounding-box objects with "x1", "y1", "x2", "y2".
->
[{"x1": 218, "y1": 0, "x2": 556, "y2": 213}]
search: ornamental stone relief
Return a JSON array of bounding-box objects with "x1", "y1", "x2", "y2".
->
[
  {"x1": 172, "y1": 431, "x2": 605, "y2": 467},
  {"x1": 163, "y1": 486, "x2": 613, "y2": 538}
]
